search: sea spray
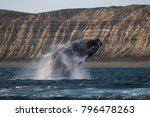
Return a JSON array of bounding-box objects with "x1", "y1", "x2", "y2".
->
[
  {"x1": 36, "y1": 45, "x2": 67, "y2": 79},
  {"x1": 37, "y1": 53, "x2": 54, "y2": 79},
  {"x1": 37, "y1": 47, "x2": 88, "y2": 80}
]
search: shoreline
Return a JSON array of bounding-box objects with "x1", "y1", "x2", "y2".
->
[
  {"x1": 0, "y1": 61, "x2": 150, "y2": 67},
  {"x1": 81, "y1": 61, "x2": 150, "y2": 67}
]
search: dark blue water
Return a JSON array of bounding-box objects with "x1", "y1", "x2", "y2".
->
[{"x1": 0, "y1": 66, "x2": 150, "y2": 100}]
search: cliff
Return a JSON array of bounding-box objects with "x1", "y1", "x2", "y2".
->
[{"x1": 0, "y1": 5, "x2": 150, "y2": 62}]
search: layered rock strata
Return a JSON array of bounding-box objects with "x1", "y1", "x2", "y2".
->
[{"x1": 0, "y1": 5, "x2": 150, "y2": 62}]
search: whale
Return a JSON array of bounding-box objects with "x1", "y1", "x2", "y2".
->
[{"x1": 49, "y1": 38, "x2": 102, "y2": 78}]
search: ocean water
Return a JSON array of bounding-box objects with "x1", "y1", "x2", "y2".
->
[{"x1": 0, "y1": 66, "x2": 150, "y2": 100}]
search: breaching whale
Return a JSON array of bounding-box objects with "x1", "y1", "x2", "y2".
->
[{"x1": 39, "y1": 38, "x2": 102, "y2": 79}]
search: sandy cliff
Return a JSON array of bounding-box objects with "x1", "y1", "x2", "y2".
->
[{"x1": 0, "y1": 5, "x2": 150, "y2": 62}]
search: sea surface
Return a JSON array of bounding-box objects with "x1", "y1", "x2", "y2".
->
[{"x1": 0, "y1": 66, "x2": 150, "y2": 100}]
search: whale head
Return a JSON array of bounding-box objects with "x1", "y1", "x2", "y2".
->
[
  {"x1": 64, "y1": 38, "x2": 102, "y2": 64},
  {"x1": 81, "y1": 38, "x2": 102, "y2": 58}
]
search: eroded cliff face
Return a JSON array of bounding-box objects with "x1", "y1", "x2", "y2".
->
[{"x1": 0, "y1": 5, "x2": 150, "y2": 62}]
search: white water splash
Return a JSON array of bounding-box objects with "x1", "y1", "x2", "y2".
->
[
  {"x1": 36, "y1": 44, "x2": 89, "y2": 80},
  {"x1": 36, "y1": 53, "x2": 54, "y2": 80}
]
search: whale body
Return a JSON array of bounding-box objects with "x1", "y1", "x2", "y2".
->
[{"x1": 49, "y1": 38, "x2": 102, "y2": 78}]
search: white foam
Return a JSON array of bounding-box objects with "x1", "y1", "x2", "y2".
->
[{"x1": 36, "y1": 43, "x2": 89, "y2": 80}]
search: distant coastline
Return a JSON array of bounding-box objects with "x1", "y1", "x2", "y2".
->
[
  {"x1": 81, "y1": 61, "x2": 150, "y2": 67},
  {"x1": 0, "y1": 61, "x2": 150, "y2": 67}
]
